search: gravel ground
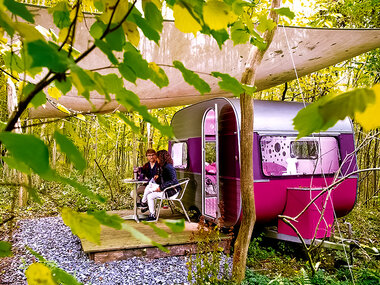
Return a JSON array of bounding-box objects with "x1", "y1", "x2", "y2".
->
[{"x1": 1, "y1": 217, "x2": 231, "y2": 284}]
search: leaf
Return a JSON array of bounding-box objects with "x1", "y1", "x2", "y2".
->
[
  {"x1": 105, "y1": 25, "x2": 125, "y2": 52},
  {"x1": 203, "y1": 0, "x2": 236, "y2": 31},
  {"x1": 211, "y1": 72, "x2": 244, "y2": 96},
  {"x1": 87, "y1": 210, "x2": 124, "y2": 230},
  {"x1": 0, "y1": 10, "x2": 15, "y2": 36},
  {"x1": 116, "y1": 111, "x2": 139, "y2": 133},
  {"x1": 54, "y1": 131, "x2": 86, "y2": 172},
  {"x1": 131, "y1": 13, "x2": 160, "y2": 44},
  {"x1": 149, "y1": 62, "x2": 169, "y2": 88},
  {"x1": 22, "y1": 83, "x2": 47, "y2": 108},
  {"x1": 95, "y1": 39, "x2": 118, "y2": 65},
  {"x1": 118, "y1": 63, "x2": 137, "y2": 84},
  {"x1": 57, "y1": 104, "x2": 71, "y2": 115},
  {"x1": 70, "y1": 64, "x2": 95, "y2": 98},
  {"x1": 55, "y1": 78, "x2": 72, "y2": 95},
  {"x1": 13, "y1": 22, "x2": 44, "y2": 41},
  {"x1": 61, "y1": 207, "x2": 101, "y2": 244},
  {"x1": 274, "y1": 7, "x2": 295, "y2": 20},
  {"x1": 51, "y1": 267, "x2": 83, "y2": 285},
  {"x1": 231, "y1": 21, "x2": 250, "y2": 45},
  {"x1": 25, "y1": 263, "x2": 55, "y2": 285},
  {"x1": 102, "y1": 74, "x2": 124, "y2": 94},
  {"x1": 89, "y1": 20, "x2": 106, "y2": 40},
  {"x1": 173, "y1": 60, "x2": 211, "y2": 95},
  {"x1": 211, "y1": 29, "x2": 229, "y2": 49},
  {"x1": 172, "y1": 3, "x2": 202, "y2": 35},
  {"x1": 115, "y1": 89, "x2": 174, "y2": 138},
  {"x1": 4, "y1": 0, "x2": 34, "y2": 23},
  {"x1": 0, "y1": 241, "x2": 12, "y2": 257},
  {"x1": 293, "y1": 95, "x2": 337, "y2": 139},
  {"x1": 27, "y1": 246, "x2": 46, "y2": 262},
  {"x1": 122, "y1": 21, "x2": 140, "y2": 47},
  {"x1": 49, "y1": 1, "x2": 71, "y2": 29},
  {"x1": 123, "y1": 43, "x2": 151, "y2": 80},
  {"x1": 48, "y1": 86, "x2": 62, "y2": 100},
  {"x1": 0, "y1": 133, "x2": 51, "y2": 176},
  {"x1": 163, "y1": 219, "x2": 185, "y2": 233},
  {"x1": 26, "y1": 187, "x2": 43, "y2": 205},
  {"x1": 242, "y1": 84, "x2": 256, "y2": 96},
  {"x1": 2, "y1": 156, "x2": 32, "y2": 175},
  {"x1": 257, "y1": 15, "x2": 277, "y2": 33},
  {"x1": 27, "y1": 40, "x2": 68, "y2": 73},
  {"x1": 121, "y1": 223, "x2": 169, "y2": 253},
  {"x1": 354, "y1": 84, "x2": 380, "y2": 131},
  {"x1": 141, "y1": 221, "x2": 170, "y2": 238},
  {"x1": 143, "y1": 1, "x2": 163, "y2": 33}
]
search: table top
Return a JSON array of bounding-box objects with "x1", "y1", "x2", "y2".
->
[{"x1": 121, "y1": 179, "x2": 149, "y2": 184}]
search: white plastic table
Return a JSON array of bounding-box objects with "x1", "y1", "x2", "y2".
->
[{"x1": 122, "y1": 179, "x2": 148, "y2": 223}]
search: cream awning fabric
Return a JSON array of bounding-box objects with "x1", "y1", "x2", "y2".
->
[{"x1": 27, "y1": 8, "x2": 380, "y2": 118}]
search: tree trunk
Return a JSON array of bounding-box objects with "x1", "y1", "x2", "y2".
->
[
  {"x1": 232, "y1": 1, "x2": 280, "y2": 283},
  {"x1": 7, "y1": 79, "x2": 28, "y2": 207}
]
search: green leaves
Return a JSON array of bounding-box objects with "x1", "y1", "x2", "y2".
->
[
  {"x1": 143, "y1": 1, "x2": 163, "y2": 33},
  {"x1": 173, "y1": 61, "x2": 211, "y2": 94},
  {"x1": 131, "y1": 13, "x2": 160, "y2": 44},
  {"x1": 61, "y1": 207, "x2": 101, "y2": 244},
  {"x1": 293, "y1": 86, "x2": 378, "y2": 138},
  {"x1": 231, "y1": 21, "x2": 250, "y2": 45},
  {"x1": 48, "y1": 1, "x2": 71, "y2": 29},
  {"x1": 0, "y1": 133, "x2": 51, "y2": 176},
  {"x1": 87, "y1": 210, "x2": 124, "y2": 230},
  {"x1": 0, "y1": 241, "x2": 12, "y2": 257},
  {"x1": 274, "y1": 7, "x2": 295, "y2": 20},
  {"x1": 122, "y1": 43, "x2": 151, "y2": 80},
  {"x1": 22, "y1": 84, "x2": 46, "y2": 108},
  {"x1": 54, "y1": 131, "x2": 86, "y2": 172},
  {"x1": 26, "y1": 40, "x2": 69, "y2": 73},
  {"x1": 95, "y1": 39, "x2": 118, "y2": 65},
  {"x1": 4, "y1": 0, "x2": 34, "y2": 23},
  {"x1": 212, "y1": 72, "x2": 244, "y2": 96},
  {"x1": 121, "y1": 223, "x2": 169, "y2": 253},
  {"x1": 163, "y1": 219, "x2": 185, "y2": 233}
]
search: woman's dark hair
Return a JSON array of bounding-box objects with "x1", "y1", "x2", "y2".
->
[{"x1": 156, "y1": 150, "x2": 173, "y2": 166}]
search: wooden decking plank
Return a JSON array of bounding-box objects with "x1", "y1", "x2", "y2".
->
[{"x1": 79, "y1": 209, "x2": 231, "y2": 262}]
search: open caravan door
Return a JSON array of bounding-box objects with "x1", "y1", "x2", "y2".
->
[{"x1": 202, "y1": 105, "x2": 220, "y2": 220}]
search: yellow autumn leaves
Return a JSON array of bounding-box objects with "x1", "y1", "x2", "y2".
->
[{"x1": 173, "y1": 0, "x2": 238, "y2": 35}]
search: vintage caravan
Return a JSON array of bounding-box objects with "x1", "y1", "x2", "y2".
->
[{"x1": 169, "y1": 98, "x2": 358, "y2": 240}]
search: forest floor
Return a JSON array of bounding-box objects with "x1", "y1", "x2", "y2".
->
[{"x1": 0, "y1": 179, "x2": 379, "y2": 284}]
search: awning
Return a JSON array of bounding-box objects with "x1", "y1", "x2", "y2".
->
[{"x1": 27, "y1": 8, "x2": 380, "y2": 118}]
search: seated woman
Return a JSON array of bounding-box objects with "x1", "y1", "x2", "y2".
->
[{"x1": 140, "y1": 149, "x2": 181, "y2": 221}]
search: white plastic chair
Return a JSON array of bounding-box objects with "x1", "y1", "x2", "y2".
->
[{"x1": 154, "y1": 178, "x2": 191, "y2": 222}]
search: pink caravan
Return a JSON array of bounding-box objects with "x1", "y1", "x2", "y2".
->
[{"x1": 169, "y1": 98, "x2": 357, "y2": 241}]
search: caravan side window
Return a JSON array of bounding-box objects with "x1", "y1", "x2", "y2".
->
[
  {"x1": 260, "y1": 136, "x2": 340, "y2": 176},
  {"x1": 171, "y1": 142, "x2": 188, "y2": 169}
]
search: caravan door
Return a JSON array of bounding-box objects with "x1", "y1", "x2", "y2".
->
[{"x1": 202, "y1": 106, "x2": 220, "y2": 219}]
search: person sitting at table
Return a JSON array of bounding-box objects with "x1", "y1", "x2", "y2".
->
[
  {"x1": 141, "y1": 149, "x2": 181, "y2": 221},
  {"x1": 135, "y1": 149, "x2": 160, "y2": 207}
]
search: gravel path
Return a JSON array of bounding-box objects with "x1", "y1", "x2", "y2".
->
[{"x1": 1, "y1": 217, "x2": 231, "y2": 284}]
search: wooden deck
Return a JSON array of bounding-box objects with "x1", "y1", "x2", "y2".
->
[{"x1": 80, "y1": 209, "x2": 231, "y2": 263}]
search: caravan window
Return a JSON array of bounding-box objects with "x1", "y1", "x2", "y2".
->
[
  {"x1": 171, "y1": 142, "x2": 188, "y2": 169},
  {"x1": 291, "y1": 141, "x2": 318, "y2": 159},
  {"x1": 260, "y1": 136, "x2": 340, "y2": 176}
]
